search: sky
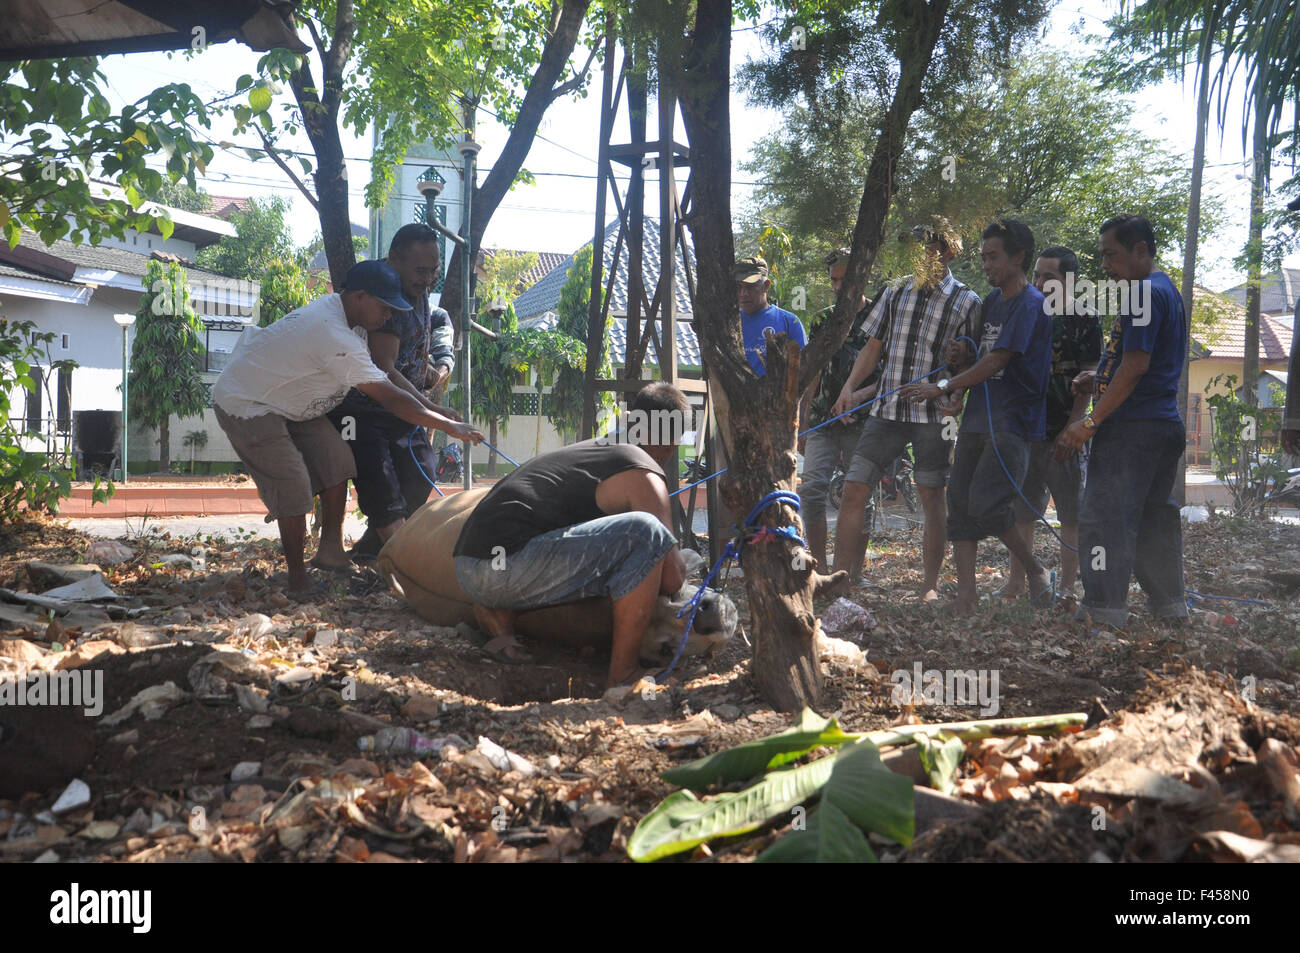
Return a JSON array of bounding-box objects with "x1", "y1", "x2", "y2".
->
[{"x1": 87, "y1": 0, "x2": 1298, "y2": 294}]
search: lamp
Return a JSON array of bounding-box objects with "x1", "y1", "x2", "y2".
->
[{"x1": 113, "y1": 313, "x2": 135, "y2": 483}]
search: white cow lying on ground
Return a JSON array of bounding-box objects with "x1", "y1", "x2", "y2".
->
[{"x1": 377, "y1": 488, "x2": 737, "y2": 664}]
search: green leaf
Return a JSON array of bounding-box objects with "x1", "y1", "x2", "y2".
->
[
  {"x1": 755, "y1": 799, "x2": 877, "y2": 863},
  {"x1": 629, "y1": 741, "x2": 841, "y2": 862},
  {"x1": 915, "y1": 734, "x2": 965, "y2": 795},
  {"x1": 233, "y1": 105, "x2": 251, "y2": 127},
  {"x1": 662, "y1": 708, "x2": 855, "y2": 790},
  {"x1": 248, "y1": 86, "x2": 273, "y2": 113}
]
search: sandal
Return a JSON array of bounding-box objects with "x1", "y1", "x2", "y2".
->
[{"x1": 479, "y1": 635, "x2": 534, "y2": 665}]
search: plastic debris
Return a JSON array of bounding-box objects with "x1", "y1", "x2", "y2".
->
[
  {"x1": 312, "y1": 628, "x2": 339, "y2": 648},
  {"x1": 51, "y1": 779, "x2": 91, "y2": 814},
  {"x1": 86, "y1": 540, "x2": 135, "y2": 565},
  {"x1": 1181, "y1": 505, "x2": 1210, "y2": 523},
  {"x1": 231, "y1": 761, "x2": 261, "y2": 782},
  {"x1": 358, "y1": 726, "x2": 470, "y2": 755},
  {"x1": 102, "y1": 681, "x2": 185, "y2": 726},
  {"x1": 820, "y1": 597, "x2": 878, "y2": 640},
  {"x1": 232, "y1": 613, "x2": 274, "y2": 641}
]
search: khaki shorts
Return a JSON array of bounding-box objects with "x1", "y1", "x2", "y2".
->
[{"x1": 214, "y1": 405, "x2": 356, "y2": 519}]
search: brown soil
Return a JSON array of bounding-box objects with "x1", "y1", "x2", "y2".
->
[{"x1": 0, "y1": 511, "x2": 1296, "y2": 863}]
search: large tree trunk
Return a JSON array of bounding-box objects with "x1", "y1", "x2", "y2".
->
[
  {"x1": 1176, "y1": 27, "x2": 1212, "y2": 503},
  {"x1": 288, "y1": 1, "x2": 356, "y2": 289},
  {"x1": 439, "y1": 0, "x2": 594, "y2": 326},
  {"x1": 159, "y1": 417, "x2": 170, "y2": 473},
  {"x1": 1242, "y1": 82, "x2": 1268, "y2": 409},
  {"x1": 679, "y1": 0, "x2": 839, "y2": 712}
]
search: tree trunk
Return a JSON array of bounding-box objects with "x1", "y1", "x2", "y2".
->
[
  {"x1": 679, "y1": 0, "x2": 947, "y2": 712},
  {"x1": 159, "y1": 417, "x2": 170, "y2": 473},
  {"x1": 1176, "y1": 28, "x2": 1212, "y2": 502},
  {"x1": 679, "y1": 0, "x2": 844, "y2": 713},
  {"x1": 289, "y1": 0, "x2": 356, "y2": 289},
  {"x1": 440, "y1": 0, "x2": 593, "y2": 324},
  {"x1": 1242, "y1": 82, "x2": 1269, "y2": 409}
]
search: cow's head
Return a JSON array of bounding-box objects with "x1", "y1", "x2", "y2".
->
[{"x1": 638, "y1": 551, "x2": 738, "y2": 664}]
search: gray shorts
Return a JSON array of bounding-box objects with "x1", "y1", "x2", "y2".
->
[
  {"x1": 799, "y1": 422, "x2": 863, "y2": 522},
  {"x1": 947, "y1": 430, "x2": 1031, "y2": 542},
  {"x1": 214, "y1": 405, "x2": 356, "y2": 519},
  {"x1": 848, "y1": 416, "x2": 953, "y2": 488},
  {"x1": 453, "y1": 511, "x2": 677, "y2": 610},
  {"x1": 1014, "y1": 439, "x2": 1085, "y2": 524}
]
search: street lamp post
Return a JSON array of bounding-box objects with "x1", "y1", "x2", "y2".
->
[
  {"x1": 113, "y1": 313, "x2": 135, "y2": 483},
  {"x1": 457, "y1": 115, "x2": 481, "y2": 493}
]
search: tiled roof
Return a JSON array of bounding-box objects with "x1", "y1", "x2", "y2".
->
[
  {"x1": 1220, "y1": 268, "x2": 1300, "y2": 317},
  {"x1": 513, "y1": 218, "x2": 694, "y2": 322},
  {"x1": 1197, "y1": 311, "x2": 1292, "y2": 361},
  {"x1": 203, "y1": 194, "x2": 255, "y2": 219},
  {"x1": 480, "y1": 248, "x2": 570, "y2": 295},
  {"x1": 521, "y1": 312, "x2": 701, "y2": 369},
  {"x1": 14, "y1": 232, "x2": 241, "y2": 288},
  {"x1": 0, "y1": 261, "x2": 82, "y2": 288}
]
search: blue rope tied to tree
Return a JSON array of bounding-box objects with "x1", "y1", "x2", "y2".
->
[{"x1": 659, "y1": 490, "x2": 806, "y2": 682}]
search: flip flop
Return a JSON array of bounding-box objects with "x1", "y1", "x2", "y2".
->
[{"x1": 479, "y1": 635, "x2": 534, "y2": 665}]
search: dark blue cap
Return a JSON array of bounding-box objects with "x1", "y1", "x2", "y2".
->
[{"x1": 343, "y1": 259, "x2": 412, "y2": 311}]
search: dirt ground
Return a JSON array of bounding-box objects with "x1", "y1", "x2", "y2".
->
[{"x1": 1, "y1": 510, "x2": 1297, "y2": 863}]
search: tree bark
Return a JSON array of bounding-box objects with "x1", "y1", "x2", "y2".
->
[
  {"x1": 439, "y1": 0, "x2": 594, "y2": 325},
  {"x1": 290, "y1": 0, "x2": 356, "y2": 289},
  {"x1": 1242, "y1": 80, "x2": 1268, "y2": 409},
  {"x1": 159, "y1": 417, "x2": 170, "y2": 473},
  {"x1": 1176, "y1": 13, "x2": 1213, "y2": 502}
]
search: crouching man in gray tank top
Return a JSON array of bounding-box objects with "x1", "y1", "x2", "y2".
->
[{"x1": 453, "y1": 383, "x2": 689, "y2": 688}]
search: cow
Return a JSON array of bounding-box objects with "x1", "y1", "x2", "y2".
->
[{"x1": 377, "y1": 488, "x2": 737, "y2": 664}]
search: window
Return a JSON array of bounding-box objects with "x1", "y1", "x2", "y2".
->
[
  {"x1": 60, "y1": 333, "x2": 69, "y2": 350},
  {"x1": 56, "y1": 367, "x2": 71, "y2": 434}
]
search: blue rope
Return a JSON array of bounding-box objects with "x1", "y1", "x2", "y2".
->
[
  {"x1": 668, "y1": 364, "x2": 946, "y2": 498},
  {"x1": 1186, "y1": 590, "x2": 1272, "y2": 607},
  {"x1": 408, "y1": 428, "x2": 445, "y2": 498},
  {"x1": 659, "y1": 490, "x2": 807, "y2": 682}
]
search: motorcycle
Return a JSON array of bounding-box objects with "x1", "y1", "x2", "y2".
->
[{"x1": 434, "y1": 442, "x2": 464, "y2": 483}]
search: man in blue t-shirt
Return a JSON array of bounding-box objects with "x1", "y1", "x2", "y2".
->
[
  {"x1": 1056, "y1": 214, "x2": 1188, "y2": 628},
  {"x1": 901, "y1": 219, "x2": 1053, "y2": 614},
  {"x1": 736, "y1": 256, "x2": 807, "y2": 375}
]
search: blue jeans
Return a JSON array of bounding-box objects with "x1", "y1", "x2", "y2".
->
[
  {"x1": 453, "y1": 512, "x2": 677, "y2": 610},
  {"x1": 1077, "y1": 418, "x2": 1187, "y2": 626}
]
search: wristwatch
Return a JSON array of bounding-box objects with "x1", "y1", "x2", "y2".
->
[
  {"x1": 1082, "y1": 413, "x2": 1098, "y2": 431},
  {"x1": 937, "y1": 378, "x2": 951, "y2": 396}
]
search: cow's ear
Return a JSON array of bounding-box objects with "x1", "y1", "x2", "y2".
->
[{"x1": 680, "y1": 549, "x2": 705, "y2": 578}]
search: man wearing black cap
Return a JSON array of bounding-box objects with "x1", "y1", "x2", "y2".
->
[
  {"x1": 213, "y1": 260, "x2": 483, "y2": 595},
  {"x1": 329, "y1": 225, "x2": 462, "y2": 559}
]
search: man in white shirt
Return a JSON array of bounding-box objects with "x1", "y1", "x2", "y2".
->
[{"x1": 213, "y1": 260, "x2": 483, "y2": 595}]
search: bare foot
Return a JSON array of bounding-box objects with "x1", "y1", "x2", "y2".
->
[
  {"x1": 949, "y1": 596, "x2": 977, "y2": 616},
  {"x1": 310, "y1": 552, "x2": 351, "y2": 572}
]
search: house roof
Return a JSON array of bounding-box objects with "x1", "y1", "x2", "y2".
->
[
  {"x1": 204, "y1": 195, "x2": 255, "y2": 219},
  {"x1": 0, "y1": 1, "x2": 307, "y2": 60},
  {"x1": 1219, "y1": 267, "x2": 1300, "y2": 317},
  {"x1": 513, "y1": 218, "x2": 695, "y2": 323},
  {"x1": 521, "y1": 312, "x2": 701, "y2": 369},
  {"x1": 1196, "y1": 310, "x2": 1292, "y2": 362},
  {"x1": 479, "y1": 249, "x2": 570, "y2": 296}
]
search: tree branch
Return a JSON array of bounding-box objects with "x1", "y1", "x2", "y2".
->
[
  {"x1": 254, "y1": 123, "x2": 319, "y2": 211},
  {"x1": 550, "y1": 35, "x2": 602, "y2": 100}
]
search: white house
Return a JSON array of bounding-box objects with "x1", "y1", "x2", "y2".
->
[{"x1": 0, "y1": 201, "x2": 257, "y2": 476}]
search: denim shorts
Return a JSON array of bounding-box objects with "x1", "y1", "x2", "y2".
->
[
  {"x1": 946, "y1": 430, "x2": 1031, "y2": 541},
  {"x1": 1014, "y1": 439, "x2": 1085, "y2": 525},
  {"x1": 453, "y1": 511, "x2": 677, "y2": 610},
  {"x1": 848, "y1": 416, "x2": 952, "y2": 488}
]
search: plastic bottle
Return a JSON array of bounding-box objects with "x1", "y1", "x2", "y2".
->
[{"x1": 357, "y1": 726, "x2": 447, "y2": 754}]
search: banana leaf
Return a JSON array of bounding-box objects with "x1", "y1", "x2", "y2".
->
[
  {"x1": 755, "y1": 799, "x2": 877, "y2": 863},
  {"x1": 629, "y1": 738, "x2": 912, "y2": 862},
  {"x1": 661, "y1": 708, "x2": 855, "y2": 792},
  {"x1": 915, "y1": 734, "x2": 966, "y2": 795}
]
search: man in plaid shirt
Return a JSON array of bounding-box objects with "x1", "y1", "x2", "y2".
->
[{"x1": 830, "y1": 218, "x2": 980, "y2": 597}]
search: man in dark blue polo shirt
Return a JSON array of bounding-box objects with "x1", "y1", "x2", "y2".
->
[
  {"x1": 1057, "y1": 214, "x2": 1188, "y2": 627},
  {"x1": 902, "y1": 219, "x2": 1053, "y2": 614}
]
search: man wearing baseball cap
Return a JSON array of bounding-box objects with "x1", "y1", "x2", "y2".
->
[
  {"x1": 213, "y1": 259, "x2": 483, "y2": 596},
  {"x1": 736, "y1": 255, "x2": 807, "y2": 374}
]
